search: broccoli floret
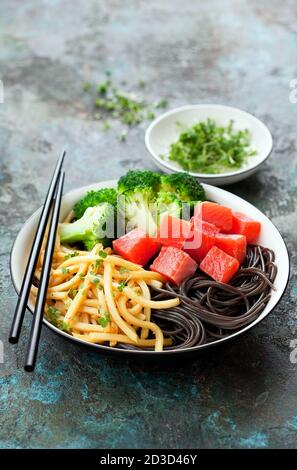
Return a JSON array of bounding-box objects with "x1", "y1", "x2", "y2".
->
[
  {"x1": 155, "y1": 190, "x2": 182, "y2": 222},
  {"x1": 73, "y1": 188, "x2": 118, "y2": 219},
  {"x1": 117, "y1": 170, "x2": 161, "y2": 235},
  {"x1": 117, "y1": 170, "x2": 161, "y2": 194},
  {"x1": 121, "y1": 186, "x2": 157, "y2": 236},
  {"x1": 60, "y1": 204, "x2": 115, "y2": 250},
  {"x1": 161, "y1": 172, "x2": 206, "y2": 202}
]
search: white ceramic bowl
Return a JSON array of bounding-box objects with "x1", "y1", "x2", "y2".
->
[
  {"x1": 145, "y1": 104, "x2": 273, "y2": 186},
  {"x1": 10, "y1": 180, "x2": 289, "y2": 357}
]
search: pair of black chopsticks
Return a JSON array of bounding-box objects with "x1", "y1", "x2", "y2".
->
[{"x1": 9, "y1": 150, "x2": 66, "y2": 371}]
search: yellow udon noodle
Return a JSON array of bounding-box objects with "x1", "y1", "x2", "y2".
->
[{"x1": 31, "y1": 230, "x2": 180, "y2": 351}]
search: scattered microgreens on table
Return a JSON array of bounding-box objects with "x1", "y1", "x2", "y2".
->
[{"x1": 82, "y1": 72, "x2": 168, "y2": 140}]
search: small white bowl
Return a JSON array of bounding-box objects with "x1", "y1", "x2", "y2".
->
[
  {"x1": 145, "y1": 104, "x2": 273, "y2": 186},
  {"x1": 10, "y1": 180, "x2": 289, "y2": 357}
]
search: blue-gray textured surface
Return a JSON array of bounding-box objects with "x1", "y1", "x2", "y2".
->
[{"x1": 0, "y1": 0, "x2": 297, "y2": 449}]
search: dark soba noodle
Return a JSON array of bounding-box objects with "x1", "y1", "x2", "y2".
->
[{"x1": 118, "y1": 245, "x2": 277, "y2": 351}]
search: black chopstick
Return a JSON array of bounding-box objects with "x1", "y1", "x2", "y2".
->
[
  {"x1": 24, "y1": 170, "x2": 65, "y2": 372},
  {"x1": 9, "y1": 150, "x2": 66, "y2": 344}
]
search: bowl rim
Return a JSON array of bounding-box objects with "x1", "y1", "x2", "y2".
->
[
  {"x1": 145, "y1": 104, "x2": 273, "y2": 179},
  {"x1": 10, "y1": 180, "x2": 290, "y2": 357}
]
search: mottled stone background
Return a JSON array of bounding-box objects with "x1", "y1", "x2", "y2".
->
[{"x1": 0, "y1": 0, "x2": 297, "y2": 449}]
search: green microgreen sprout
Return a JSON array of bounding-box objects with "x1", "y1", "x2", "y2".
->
[
  {"x1": 95, "y1": 258, "x2": 103, "y2": 269},
  {"x1": 97, "y1": 311, "x2": 111, "y2": 328},
  {"x1": 64, "y1": 251, "x2": 79, "y2": 261},
  {"x1": 61, "y1": 267, "x2": 69, "y2": 275},
  {"x1": 119, "y1": 267, "x2": 130, "y2": 275},
  {"x1": 102, "y1": 120, "x2": 111, "y2": 131},
  {"x1": 117, "y1": 281, "x2": 126, "y2": 292},
  {"x1": 82, "y1": 82, "x2": 91, "y2": 92},
  {"x1": 68, "y1": 288, "x2": 78, "y2": 299}
]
